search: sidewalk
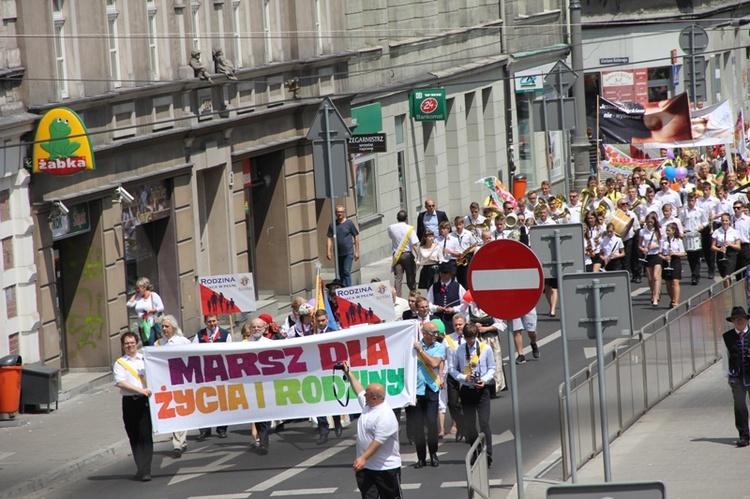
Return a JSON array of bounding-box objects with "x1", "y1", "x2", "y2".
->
[{"x1": 518, "y1": 361, "x2": 743, "y2": 499}]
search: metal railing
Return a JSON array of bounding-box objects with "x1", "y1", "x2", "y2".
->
[
  {"x1": 465, "y1": 432, "x2": 490, "y2": 498},
  {"x1": 559, "y1": 270, "x2": 748, "y2": 480}
]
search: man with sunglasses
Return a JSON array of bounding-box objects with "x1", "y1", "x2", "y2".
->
[
  {"x1": 412, "y1": 321, "x2": 445, "y2": 468},
  {"x1": 417, "y1": 199, "x2": 448, "y2": 241},
  {"x1": 655, "y1": 178, "x2": 683, "y2": 214}
]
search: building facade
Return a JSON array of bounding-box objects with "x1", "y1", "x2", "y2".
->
[{"x1": 2, "y1": 0, "x2": 568, "y2": 370}]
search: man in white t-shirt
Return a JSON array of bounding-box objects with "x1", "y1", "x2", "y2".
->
[{"x1": 342, "y1": 361, "x2": 402, "y2": 499}]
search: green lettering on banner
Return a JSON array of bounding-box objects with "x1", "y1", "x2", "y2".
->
[
  {"x1": 274, "y1": 379, "x2": 304, "y2": 405},
  {"x1": 387, "y1": 368, "x2": 405, "y2": 396},
  {"x1": 368, "y1": 369, "x2": 387, "y2": 388},
  {"x1": 302, "y1": 376, "x2": 323, "y2": 404}
]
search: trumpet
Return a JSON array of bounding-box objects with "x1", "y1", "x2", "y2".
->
[{"x1": 551, "y1": 206, "x2": 571, "y2": 222}]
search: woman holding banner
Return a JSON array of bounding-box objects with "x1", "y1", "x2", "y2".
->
[{"x1": 155, "y1": 315, "x2": 191, "y2": 457}]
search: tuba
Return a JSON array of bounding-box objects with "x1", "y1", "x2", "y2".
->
[
  {"x1": 505, "y1": 212, "x2": 519, "y2": 229},
  {"x1": 580, "y1": 187, "x2": 596, "y2": 211}
]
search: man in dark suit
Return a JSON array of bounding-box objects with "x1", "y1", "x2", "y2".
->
[
  {"x1": 723, "y1": 306, "x2": 750, "y2": 447},
  {"x1": 193, "y1": 314, "x2": 232, "y2": 440},
  {"x1": 417, "y1": 199, "x2": 449, "y2": 241}
]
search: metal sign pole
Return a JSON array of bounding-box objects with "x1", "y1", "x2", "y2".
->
[
  {"x1": 586, "y1": 278, "x2": 613, "y2": 482},
  {"x1": 507, "y1": 319, "x2": 524, "y2": 498},
  {"x1": 322, "y1": 100, "x2": 340, "y2": 281},
  {"x1": 690, "y1": 26, "x2": 697, "y2": 105},
  {"x1": 552, "y1": 229, "x2": 578, "y2": 482},
  {"x1": 557, "y1": 69, "x2": 570, "y2": 197}
]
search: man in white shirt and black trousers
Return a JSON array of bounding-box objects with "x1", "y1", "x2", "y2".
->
[
  {"x1": 449, "y1": 323, "x2": 496, "y2": 467},
  {"x1": 341, "y1": 361, "x2": 403, "y2": 499}
]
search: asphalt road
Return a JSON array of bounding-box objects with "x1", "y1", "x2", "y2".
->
[{"x1": 32, "y1": 277, "x2": 716, "y2": 499}]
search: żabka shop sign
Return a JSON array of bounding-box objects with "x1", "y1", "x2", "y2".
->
[{"x1": 32, "y1": 108, "x2": 95, "y2": 175}]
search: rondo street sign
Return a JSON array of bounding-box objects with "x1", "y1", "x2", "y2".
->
[{"x1": 468, "y1": 240, "x2": 544, "y2": 320}]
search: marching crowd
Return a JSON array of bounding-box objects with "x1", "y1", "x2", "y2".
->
[{"x1": 112, "y1": 144, "x2": 750, "y2": 496}]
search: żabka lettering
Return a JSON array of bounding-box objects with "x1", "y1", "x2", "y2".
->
[
  {"x1": 37, "y1": 157, "x2": 87, "y2": 171},
  {"x1": 168, "y1": 347, "x2": 307, "y2": 385}
]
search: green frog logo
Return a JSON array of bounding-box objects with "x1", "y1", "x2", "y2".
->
[{"x1": 40, "y1": 117, "x2": 81, "y2": 160}]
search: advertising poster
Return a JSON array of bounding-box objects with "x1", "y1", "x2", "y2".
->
[
  {"x1": 335, "y1": 281, "x2": 395, "y2": 327},
  {"x1": 144, "y1": 321, "x2": 418, "y2": 433},
  {"x1": 198, "y1": 273, "x2": 256, "y2": 314}
]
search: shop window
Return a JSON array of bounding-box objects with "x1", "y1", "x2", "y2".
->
[
  {"x1": 2, "y1": 237, "x2": 12, "y2": 270},
  {"x1": 353, "y1": 154, "x2": 376, "y2": 218},
  {"x1": 647, "y1": 66, "x2": 672, "y2": 102}
]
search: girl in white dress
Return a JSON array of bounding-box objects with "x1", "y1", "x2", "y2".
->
[{"x1": 660, "y1": 223, "x2": 686, "y2": 308}]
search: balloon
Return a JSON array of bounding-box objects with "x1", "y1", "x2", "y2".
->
[
  {"x1": 663, "y1": 165, "x2": 677, "y2": 181},
  {"x1": 675, "y1": 166, "x2": 688, "y2": 179},
  {"x1": 666, "y1": 149, "x2": 675, "y2": 159},
  {"x1": 463, "y1": 290, "x2": 473, "y2": 303}
]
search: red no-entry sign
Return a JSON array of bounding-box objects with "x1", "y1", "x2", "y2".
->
[{"x1": 468, "y1": 240, "x2": 544, "y2": 320}]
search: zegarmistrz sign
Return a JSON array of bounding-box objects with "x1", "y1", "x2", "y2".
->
[{"x1": 144, "y1": 321, "x2": 418, "y2": 434}]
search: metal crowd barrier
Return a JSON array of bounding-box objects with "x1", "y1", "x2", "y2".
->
[
  {"x1": 559, "y1": 268, "x2": 748, "y2": 480},
  {"x1": 465, "y1": 432, "x2": 490, "y2": 498}
]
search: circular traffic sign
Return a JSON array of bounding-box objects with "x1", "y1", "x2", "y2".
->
[
  {"x1": 679, "y1": 24, "x2": 708, "y2": 54},
  {"x1": 468, "y1": 239, "x2": 544, "y2": 320}
]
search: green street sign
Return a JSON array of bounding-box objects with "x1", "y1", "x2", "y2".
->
[{"x1": 410, "y1": 89, "x2": 447, "y2": 121}]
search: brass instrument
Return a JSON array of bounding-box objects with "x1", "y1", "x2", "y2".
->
[
  {"x1": 595, "y1": 200, "x2": 611, "y2": 219},
  {"x1": 505, "y1": 212, "x2": 519, "y2": 229},
  {"x1": 629, "y1": 196, "x2": 645, "y2": 211},
  {"x1": 580, "y1": 187, "x2": 596, "y2": 211},
  {"x1": 551, "y1": 195, "x2": 571, "y2": 222},
  {"x1": 456, "y1": 243, "x2": 478, "y2": 266}
]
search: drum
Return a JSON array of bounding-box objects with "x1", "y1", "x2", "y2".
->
[
  {"x1": 685, "y1": 231, "x2": 702, "y2": 252},
  {"x1": 610, "y1": 210, "x2": 635, "y2": 239}
]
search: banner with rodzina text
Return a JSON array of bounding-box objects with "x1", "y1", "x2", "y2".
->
[{"x1": 144, "y1": 321, "x2": 418, "y2": 434}]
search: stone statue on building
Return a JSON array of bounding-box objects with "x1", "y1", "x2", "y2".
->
[
  {"x1": 189, "y1": 49, "x2": 214, "y2": 84},
  {"x1": 212, "y1": 48, "x2": 237, "y2": 80}
]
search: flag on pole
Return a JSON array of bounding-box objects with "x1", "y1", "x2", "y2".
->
[
  {"x1": 735, "y1": 109, "x2": 746, "y2": 158},
  {"x1": 476, "y1": 176, "x2": 517, "y2": 209},
  {"x1": 314, "y1": 264, "x2": 339, "y2": 330}
]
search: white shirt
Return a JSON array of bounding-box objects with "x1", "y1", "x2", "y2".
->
[
  {"x1": 620, "y1": 209, "x2": 640, "y2": 241},
  {"x1": 535, "y1": 217, "x2": 557, "y2": 226},
  {"x1": 660, "y1": 237, "x2": 685, "y2": 257},
  {"x1": 712, "y1": 227, "x2": 740, "y2": 247},
  {"x1": 155, "y1": 334, "x2": 191, "y2": 347},
  {"x1": 567, "y1": 202, "x2": 582, "y2": 224},
  {"x1": 126, "y1": 292, "x2": 165, "y2": 326},
  {"x1": 387, "y1": 221, "x2": 418, "y2": 255},
  {"x1": 355, "y1": 391, "x2": 401, "y2": 471},
  {"x1": 642, "y1": 200, "x2": 662, "y2": 221},
  {"x1": 436, "y1": 233, "x2": 461, "y2": 261},
  {"x1": 243, "y1": 335, "x2": 272, "y2": 343},
  {"x1": 659, "y1": 216, "x2": 683, "y2": 237},
  {"x1": 453, "y1": 230, "x2": 478, "y2": 251},
  {"x1": 600, "y1": 234, "x2": 624, "y2": 259},
  {"x1": 192, "y1": 327, "x2": 234, "y2": 343},
  {"x1": 679, "y1": 206, "x2": 708, "y2": 233},
  {"x1": 639, "y1": 227, "x2": 661, "y2": 255},
  {"x1": 113, "y1": 353, "x2": 146, "y2": 396},
  {"x1": 732, "y1": 214, "x2": 750, "y2": 243},
  {"x1": 655, "y1": 189, "x2": 683, "y2": 212},
  {"x1": 696, "y1": 196, "x2": 720, "y2": 220},
  {"x1": 449, "y1": 340, "x2": 496, "y2": 388}
]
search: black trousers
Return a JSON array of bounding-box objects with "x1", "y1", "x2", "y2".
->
[
  {"x1": 255, "y1": 421, "x2": 271, "y2": 449},
  {"x1": 630, "y1": 236, "x2": 644, "y2": 279},
  {"x1": 459, "y1": 385, "x2": 492, "y2": 457},
  {"x1": 717, "y1": 249, "x2": 738, "y2": 278},
  {"x1": 317, "y1": 415, "x2": 342, "y2": 436},
  {"x1": 200, "y1": 425, "x2": 228, "y2": 435},
  {"x1": 356, "y1": 467, "x2": 402, "y2": 499},
  {"x1": 687, "y1": 250, "x2": 702, "y2": 280},
  {"x1": 446, "y1": 375, "x2": 464, "y2": 434},
  {"x1": 730, "y1": 382, "x2": 750, "y2": 440},
  {"x1": 622, "y1": 237, "x2": 634, "y2": 276},
  {"x1": 413, "y1": 387, "x2": 439, "y2": 461},
  {"x1": 122, "y1": 395, "x2": 153, "y2": 477},
  {"x1": 701, "y1": 226, "x2": 715, "y2": 275}
]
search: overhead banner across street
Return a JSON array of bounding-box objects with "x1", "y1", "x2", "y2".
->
[{"x1": 144, "y1": 321, "x2": 418, "y2": 434}]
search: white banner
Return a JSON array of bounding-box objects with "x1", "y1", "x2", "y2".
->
[
  {"x1": 144, "y1": 321, "x2": 418, "y2": 434},
  {"x1": 198, "y1": 273, "x2": 256, "y2": 314},
  {"x1": 335, "y1": 281, "x2": 395, "y2": 327}
]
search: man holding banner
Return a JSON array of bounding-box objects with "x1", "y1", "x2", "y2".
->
[
  {"x1": 388, "y1": 210, "x2": 419, "y2": 297},
  {"x1": 342, "y1": 361, "x2": 403, "y2": 499},
  {"x1": 412, "y1": 321, "x2": 445, "y2": 468},
  {"x1": 193, "y1": 315, "x2": 232, "y2": 441}
]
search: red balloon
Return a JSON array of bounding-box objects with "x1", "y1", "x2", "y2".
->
[{"x1": 463, "y1": 290, "x2": 473, "y2": 303}]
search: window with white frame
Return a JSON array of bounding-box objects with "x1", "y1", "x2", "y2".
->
[
  {"x1": 52, "y1": 0, "x2": 68, "y2": 98},
  {"x1": 192, "y1": 1, "x2": 201, "y2": 51},
  {"x1": 147, "y1": 0, "x2": 159, "y2": 81},
  {"x1": 232, "y1": 0, "x2": 243, "y2": 68},
  {"x1": 106, "y1": 0, "x2": 121, "y2": 87}
]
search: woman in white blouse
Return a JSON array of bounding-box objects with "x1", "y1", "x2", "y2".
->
[
  {"x1": 639, "y1": 214, "x2": 663, "y2": 306},
  {"x1": 600, "y1": 222, "x2": 625, "y2": 271},
  {"x1": 126, "y1": 277, "x2": 164, "y2": 346},
  {"x1": 659, "y1": 223, "x2": 686, "y2": 308},
  {"x1": 711, "y1": 213, "x2": 741, "y2": 278}
]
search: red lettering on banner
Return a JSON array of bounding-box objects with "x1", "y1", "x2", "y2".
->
[
  {"x1": 283, "y1": 346, "x2": 307, "y2": 373},
  {"x1": 226, "y1": 352, "x2": 262, "y2": 377},
  {"x1": 347, "y1": 340, "x2": 367, "y2": 367},
  {"x1": 366, "y1": 336, "x2": 390, "y2": 366},
  {"x1": 318, "y1": 341, "x2": 348, "y2": 370},
  {"x1": 204, "y1": 354, "x2": 230, "y2": 382},
  {"x1": 258, "y1": 349, "x2": 285, "y2": 375}
]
